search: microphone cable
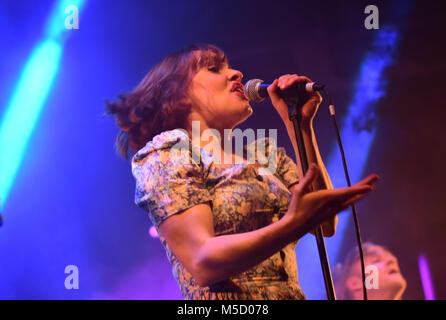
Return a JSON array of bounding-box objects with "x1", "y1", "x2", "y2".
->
[{"x1": 322, "y1": 87, "x2": 368, "y2": 300}]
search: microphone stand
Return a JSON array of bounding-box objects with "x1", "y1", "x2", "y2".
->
[{"x1": 287, "y1": 96, "x2": 336, "y2": 300}]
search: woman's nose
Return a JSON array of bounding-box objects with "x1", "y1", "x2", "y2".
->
[{"x1": 228, "y1": 69, "x2": 243, "y2": 82}]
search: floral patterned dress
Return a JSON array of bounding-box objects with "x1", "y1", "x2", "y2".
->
[{"x1": 131, "y1": 129, "x2": 306, "y2": 300}]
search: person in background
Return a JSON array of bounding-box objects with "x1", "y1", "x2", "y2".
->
[{"x1": 334, "y1": 242, "x2": 406, "y2": 300}]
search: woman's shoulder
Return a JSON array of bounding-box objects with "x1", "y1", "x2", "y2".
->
[
  {"x1": 131, "y1": 129, "x2": 208, "y2": 181},
  {"x1": 131, "y1": 129, "x2": 191, "y2": 164}
]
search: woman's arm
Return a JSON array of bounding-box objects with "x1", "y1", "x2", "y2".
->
[
  {"x1": 159, "y1": 202, "x2": 295, "y2": 287},
  {"x1": 284, "y1": 119, "x2": 338, "y2": 237},
  {"x1": 268, "y1": 75, "x2": 337, "y2": 237},
  {"x1": 158, "y1": 168, "x2": 377, "y2": 287}
]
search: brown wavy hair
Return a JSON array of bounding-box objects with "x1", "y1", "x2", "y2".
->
[{"x1": 105, "y1": 43, "x2": 228, "y2": 159}]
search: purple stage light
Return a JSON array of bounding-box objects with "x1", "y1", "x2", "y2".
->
[
  {"x1": 149, "y1": 225, "x2": 159, "y2": 238},
  {"x1": 418, "y1": 254, "x2": 435, "y2": 300}
]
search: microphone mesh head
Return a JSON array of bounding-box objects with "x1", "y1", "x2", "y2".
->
[{"x1": 244, "y1": 79, "x2": 264, "y2": 103}]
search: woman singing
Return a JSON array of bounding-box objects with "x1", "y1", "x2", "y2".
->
[{"x1": 106, "y1": 44, "x2": 378, "y2": 300}]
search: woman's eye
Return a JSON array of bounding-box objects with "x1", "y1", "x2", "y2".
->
[{"x1": 208, "y1": 66, "x2": 219, "y2": 73}]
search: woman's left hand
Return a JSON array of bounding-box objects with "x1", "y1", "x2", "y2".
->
[{"x1": 267, "y1": 74, "x2": 322, "y2": 127}]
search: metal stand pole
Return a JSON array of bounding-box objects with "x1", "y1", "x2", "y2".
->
[{"x1": 287, "y1": 97, "x2": 336, "y2": 300}]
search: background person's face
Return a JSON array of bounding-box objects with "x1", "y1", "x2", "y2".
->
[
  {"x1": 188, "y1": 63, "x2": 252, "y2": 130},
  {"x1": 349, "y1": 245, "x2": 407, "y2": 299},
  {"x1": 365, "y1": 247, "x2": 406, "y2": 296}
]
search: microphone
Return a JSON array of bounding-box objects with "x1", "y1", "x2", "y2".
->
[{"x1": 244, "y1": 78, "x2": 325, "y2": 103}]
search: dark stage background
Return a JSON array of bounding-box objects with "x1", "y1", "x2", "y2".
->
[{"x1": 0, "y1": 0, "x2": 445, "y2": 299}]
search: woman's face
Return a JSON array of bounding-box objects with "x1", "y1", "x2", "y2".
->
[{"x1": 188, "y1": 61, "x2": 252, "y2": 131}]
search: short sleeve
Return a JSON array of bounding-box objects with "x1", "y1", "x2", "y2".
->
[
  {"x1": 276, "y1": 147, "x2": 300, "y2": 189},
  {"x1": 132, "y1": 148, "x2": 212, "y2": 228}
]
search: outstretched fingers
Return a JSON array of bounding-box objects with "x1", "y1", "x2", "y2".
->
[
  {"x1": 326, "y1": 185, "x2": 375, "y2": 216},
  {"x1": 312, "y1": 188, "x2": 373, "y2": 227},
  {"x1": 339, "y1": 191, "x2": 370, "y2": 210},
  {"x1": 322, "y1": 184, "x2": 374, "y2": 204},
  {"x1": 355, "y1": 173, "x2": 379, "y2": 187}
]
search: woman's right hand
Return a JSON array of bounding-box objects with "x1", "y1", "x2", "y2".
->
[{"x1": 284, "y1": 163, "x2": 378, "y2": 238}]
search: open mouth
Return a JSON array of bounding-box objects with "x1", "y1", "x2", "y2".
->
[
  {"x1": 231, "y1": 83, "x2": 248, "y2": 100},
  {"x1": 233, "y1": 90, "x2": 247, "y2": 99}
]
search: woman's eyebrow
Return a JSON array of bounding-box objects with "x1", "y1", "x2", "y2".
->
[{"x1": 367, "y1": 251, "x2": 384, "y2": 259}]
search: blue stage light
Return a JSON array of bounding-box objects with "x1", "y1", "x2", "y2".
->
[
  {"x1": 0, "y1": 0, "x2": 85, "y2": 209},
  {"x1": 0, "y1": 40, "x2": 62, "y2": 205},
  {"x1": 325, "y1": 28, "x2": 399, "y2": 262},
  {"x1": 46, "y1": 0, "x2": 85, "y2": 39}
]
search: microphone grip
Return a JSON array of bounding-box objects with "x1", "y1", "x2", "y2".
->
[
  {"x1": 258, "y1": 82, "x2": 324, "y2": 99},
  {"x1": 257, "y1": 83, "x2": 315, "y2": 102},
  {"x1": 243, "y1": 78, "x2": 325, "y2": 103}
]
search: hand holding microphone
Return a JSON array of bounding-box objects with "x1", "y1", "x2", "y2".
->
[{"x1": 244, "y1": 74, "x2": 324, "y2": 126}]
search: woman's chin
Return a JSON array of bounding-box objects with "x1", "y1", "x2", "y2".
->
[
  {"x1": 221, "y1": 103, "x2": 253, "y2": 127},
  {"x1": 239, "y1": 102, "x2": 252, "y2": 116},
  {"x1": 247, "y1": 105, "x2": 253, "y2": 116},
  {"x1": 233, "y1": 107, "x2": 253, "y2": 127}
]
